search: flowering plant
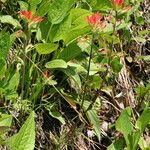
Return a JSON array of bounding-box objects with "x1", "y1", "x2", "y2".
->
[
  {"x1": 111, "y1": 0, "x2": 123, "y2": 7},
  {"x1": 86, "y1": 12, "x2": 106, "y2": 33},
  {"x1": 19, "y1": 10, "x2": 43, "y2": 24}
]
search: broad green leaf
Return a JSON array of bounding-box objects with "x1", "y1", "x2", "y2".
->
[
  {"x1": 136, "y1": 107, "x2": 150, "y2": 132},
  {"x1": 69, "y1": 8, "x2": 91, "y2": 29},
  {"x1": 110, "y1": 57, "x2": 123, "y2": 73},
  {"x1": 0, "y1": 15, "x2": 21, "y2": 28},
  {"x1": 53, "y1": 15, "x2": 72, "y2": 42},
  {"x1": 6, "y1": 111, "x2": 35, "y2": 150},
  {"x1": 134, "y1": 36, "x2": 146, "y2": 43},
  {"x1": 86, "y1": 110, "x2": 101, "y2": 141},
  {"x1": 48, "y1": 0, "x2": 75, "y2": 24},
  {"x1": 49, "y1": 111, "x2": 65, "y2": 125},
  {"x1": 0, "y1": 114, "x2": 12, "y2": 127},
  {"x1": 35, "y1": 0, "x2": 52, "y2": 16},
  {"x1": 62, "y1": 66, "x2": 81, "y2": 89},
  {"x1": 64, "y1": 26, "x2": 90, "y2": 45},
  {"x1": 35, "y1": 43, "x2": 58, "y2": 54},
  {"x1": 45, "y1": 59, "x2": 68, "y2": 69},
  {"x1": 107, "y1": 138, "x2": 124, "y2": 150},
  {"x1": 0, "y1": 114, "x2": 12, "y2": 134},
  {"x1": 58, "y1": 42, "x2": 82, "y2": 62},
  {"x1": 53, "y1": 8, "x2": 91, "y2": 43},
  {"x1": 4, "y1": 71, "x2": 20, "y2": 92},
  {"x1": 0, "y1": 31, "x2": 10, "y2": 60},
  {"x1": 128, "y1": 130, "x2": 141, "y2": 150},
  {"x1": 93, "y1": 0, "x2": 112, "y2": 11},
  {"x1": 28, "y1": 0, "x2": 42, "y2": 14},
  {"x1": 18, "y1": 1, "x2": 29, "y2": 10},
  {"x1": 67, "y1": 62, "x2": 87, "y2": 73},
  {"x1": 115, "y1": 107, "x2": 132, "y2": 145}
]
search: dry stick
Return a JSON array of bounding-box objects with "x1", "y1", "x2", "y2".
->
[{"x1": 85, "y1": 11, "x2": 118, "y2": 113}]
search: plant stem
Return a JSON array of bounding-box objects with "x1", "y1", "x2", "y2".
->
[
  {"x1": 81, "y1": 34, "x2": 94, "y2": 109},
  {"x1": 21, "y1": 37, "x2": 27, "y2": 100},
  {"x1": 85, "y1": 11, "x2": 118, "y2": 112}
]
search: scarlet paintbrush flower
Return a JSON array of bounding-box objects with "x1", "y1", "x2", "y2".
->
[
  {"x1": 112, "y1": 0, "x2": 123, "y2": 7},
  {"x1": 32, "y1": 16, "x2": 44, "y2": 24},
  {"x1": 19, "y1": 10, "x2": 32, "y2": 20},
  {"x1": 86, "y1": 12, "x2": 106, "y2": 32},
  {"x1": 19, "y1": 10, "x2": 43, "y2": 24}
]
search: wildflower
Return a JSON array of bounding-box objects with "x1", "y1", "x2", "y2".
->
[
  {"x1": 111, "y1": 0, "x2": 123, "y2": 7},
  {"x1": 19, "y1": 10, "x2": 43, "y2": 24},
  {"x1": 32, "y1": 16, "x2": 44, "y2": 24},
  {"x1": 19, "y1": 10, "x2": 32, "y2": 20},
  {"x1": 86, "y1": 13, "x2": 106, "y2": 32}
]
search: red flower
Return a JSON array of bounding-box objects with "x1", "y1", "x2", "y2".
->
[
  {"x1": 19, "y1": 10, "x2": 43, "y2": 24},
  {"x1": 86, "y1": 13, "x2": 106, "y2": 32},
  {"x1": 19, "y1": 10, "x2": 32, "y2": 20},
  {"x1": 32, "y1": 16, "x2": 44, "y2": 24},
  {"x1": 111, "y1": 0, "x2": 123, "y2": 7}
]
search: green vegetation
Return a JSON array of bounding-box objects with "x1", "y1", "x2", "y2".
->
[{"x1": 0, "y1": 0, "x2": 149, "y2": 149}]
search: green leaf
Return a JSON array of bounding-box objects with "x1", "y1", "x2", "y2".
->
[
  {"x1": 110, "y1": 57, "x2": 123, "y2": 73},
  {"x1": 67, "y1": 62, "x2": 87, "y2": 73},
  {"x1": 18, "y1": 1, "x2": 29, "y2": 10},
  {"x1": 49, "y1": 111, "x2": 65, "y2": 125},
  {"x1": 48, "y1": 0, "x2": 75, "y2": 24},
  {"x1": 28, "y1": 0, "x2": 42, "y2": 14},
  {"x1": 53, "y1": 15, "x2": 72, "y2": 42},
  {"x1": 35, "y1": 43, "x2": 58, "y2": 54},
  {"x1": 53, "y1": 8, "x2": 91, "y2": 43},
  {"x1": 0, "y1": 31, "x2": 10, "y2": 60},
  {"x1": 107, "y1": 138, "x2": 124, "y2": 150},
  {"x1": 115, "y1": 107, "x2": 133, "y2": 145},
  {"x1": 58, "y1": 42, "x2": 82, "y2": 62},
  {"x1": 93, "y1": 0, "x2": 112, "y2": 11},
  {"x1": 6, "y1": 111, "x2": 35, "y2": 150},
  {"x1": 35, "y1": 0, "x2": 53, "y2": 16},
  {"x1": 0, "y1": 114, "x2": 12, "y2": 127},
  {"x1": 0, "y1": 59, "x2": 6, "y2": 78},
  {"x1": 134, "y1": 36, "x2": 146, "y2": 43},
  {"x1": 45, "y1": 59, "x2": 68, "y2": 69},
  {"x1": 136, "y1": 107, "x2": 150, "y2": 132},
  {"x1": 64, "y1": 26, "x2": 90, "y2": 45},
  {"x1": 0, "y1": 15, "x2": 21, "y2": 28},
  {"x1": 128, "y1": 130, "x2": 141, "y2": 150},
  {"x1": 62, "y1": 66, "x2": 81, "y2": 89},
  {"x1": 86, "y1": 110, "x2": 101, "y2": 141}
]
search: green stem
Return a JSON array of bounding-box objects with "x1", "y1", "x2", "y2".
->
[
  {"x1": 81, "y1": 34, "x2": 94, "y2": 109},
  {"x1": 85, "y1": 11, "x2": 118, "y2": 112},
  {"x1": 21, "y1": 29, "x2": 30, "y2": 100},
  {"x1": 46, "y1": 24, "x2": 53, "y2": 43}
]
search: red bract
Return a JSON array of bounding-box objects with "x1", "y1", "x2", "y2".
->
[
  {"x1": 32, "y1": 16, "x2": 44, "y2": 24},
  {"x1": 19, "y1": 10, "x2": 43, "y2": 24},
  {"x1": 112, "y1": 0, "x2": 123, "y2": 7},
  {"x1": 19, "y1": 10, "x2": 32, "y2": 20},
  {"x1": 86, "y1": 13, "x2": 106, "y2": 32}
]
